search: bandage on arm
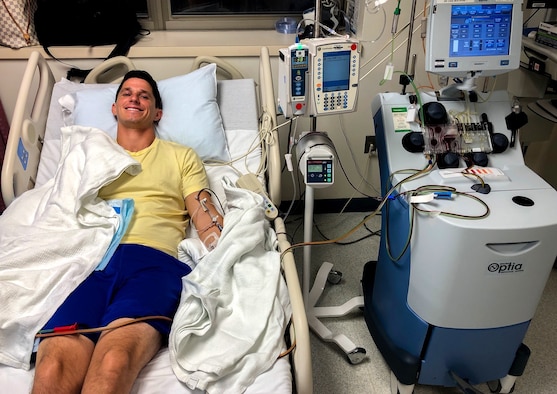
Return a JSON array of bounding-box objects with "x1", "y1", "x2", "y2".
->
[{"x1": 185, "y1": 190, "x2": 224, "y2": 251}]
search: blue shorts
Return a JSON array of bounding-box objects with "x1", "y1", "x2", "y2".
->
[{"x1": 42, "y1": 244, "x2": 192, "y2": 343}]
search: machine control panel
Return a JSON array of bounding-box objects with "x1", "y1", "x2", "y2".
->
[
  {"x1": 289, "y1": 46, "x2": 309, "y2": 115},
  {"x1": 372, "y1": 92, "x2": 521, "y2": 173},
  {"x1": 306, "y1": 158, "x2": 334, "y2": 185},
  {"x1": 307, "y1": 40, "x2": 360, "y2": 115}
]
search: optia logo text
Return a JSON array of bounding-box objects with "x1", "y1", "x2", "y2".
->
[{"x1": 488, "y1": 262, "x2": 524, "y2": 274}]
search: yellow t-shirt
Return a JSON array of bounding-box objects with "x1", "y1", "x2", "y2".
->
[{"x1": 99, "y1": 138, "x2": 208, "y2": 257}]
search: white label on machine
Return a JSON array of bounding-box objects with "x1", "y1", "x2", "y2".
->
[
  {"x1": 391, "y1": 107, "x2": 411, "y2": 132},
  {"x1": 439, "y1": 167, "x2": 508, "y2": 180}
]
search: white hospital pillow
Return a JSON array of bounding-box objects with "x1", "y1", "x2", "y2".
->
[{"x1": 60, "y1": 64, "x2": 230, "y2": 162}]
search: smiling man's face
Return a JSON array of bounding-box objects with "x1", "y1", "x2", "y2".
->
[{"x1": 112, "y1": 77, "x2": 162, "y2": 130}]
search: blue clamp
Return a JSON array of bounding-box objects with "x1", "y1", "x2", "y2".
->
[{"x1": 434, "y1": 191, "x2": 453, "y2": 200}]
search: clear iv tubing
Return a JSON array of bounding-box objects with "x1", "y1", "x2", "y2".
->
[
  {"x1": 359, "y1": 22, "x2": 422, "y2": 82},
  {"x1": 363, "y1": 6, "x2": 388, "y2": 44}
]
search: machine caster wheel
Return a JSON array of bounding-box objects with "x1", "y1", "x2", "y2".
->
[
  {"x1": 327, "y1": 270, "x2": 343, "y2": 284},
  {"x1": 347, "y1": 347, "x2": 366, "y2": 364},
  {"x1": 390, "y1": 371, "x2": 415, "y2": 394},
  {"x1": 487, "y1": 379, "x2": 515, "y2": 393}
]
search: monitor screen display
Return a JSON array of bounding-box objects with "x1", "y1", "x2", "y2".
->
[
  {"x1": 425, "y1": 0, "x2": 522, "y2": 77},
  {"x1": 322, "y1": 50, "x2": 351, "y2": 92},
  {"x1": 449, "y1": 4, "x2": 513, "y2": 58}
]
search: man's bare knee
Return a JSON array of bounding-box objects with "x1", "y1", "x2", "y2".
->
[
  {"x1": 32, "y1": 336, "x2": 94, "y2": 394},
  {"x1": 81, "y1": 321, "x2": 162, "y2": 394},
  {"x1": 94, "y1": 345, "x2": 134, "y2": 376}
]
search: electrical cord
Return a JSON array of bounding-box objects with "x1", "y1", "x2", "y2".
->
[
  {"x1": 523, "y1": 9, "x2": 540, "y2": 27},
  {"x1": 338, "y1": 114, "x2": 382, "y2": 197}
]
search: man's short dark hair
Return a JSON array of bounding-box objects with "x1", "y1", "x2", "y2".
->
[{"x1": 116, "y1": 70, "x2": 163, "y2": 110}]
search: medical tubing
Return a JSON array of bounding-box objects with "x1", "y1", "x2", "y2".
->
[
  {"x1": 203, "y1": 110, "x2": 286, "y2": 179},
  {"x1": 279, "y1": 171, "x2": 403, "y2": 262},
  {"x1": 409, "y1": 185, "x2": 490, "y2": 220},
  {"x1": 402, "y1": 0, "x2": 417, "y2": 76},
  {"x1": 36, "y1": 316, "x2": 173, "y2": 338},
  {"x1": 280, "y1": 159, "x2": 437, "y2": 262},
  {"x1": 391, "y1": 0, "x2": 401, "y2": 35},
  {"x1": 359, "y1": 2, "x2": 428, "y2": 80},
  {"x1": 383, "y1": 160, "x2": 435, "y2": 262},
  {"x1": 282, "y1": 169, "x2": 297, "y2": 223},
  {"x1": 37, "y1": 314, "x2": 297, "y2": 359},
  {"x1": 359, "y1": 21, "x2": 422, "y2": 82},
  {"x1": 280, "y1": 206, "x2": 383, "y2": 261},
  {"x1": 380, "y1": 70, "x2": 424, "y2": 125},
  {"x1": 385, "y1": 178, "x2": 491, "y2": 263},
  {"x1": 314, "y1": 217, "x2": 379, "y2": 245},
  {"x1": 361, "y1": 6, "x2": 387, "y2": 44}
]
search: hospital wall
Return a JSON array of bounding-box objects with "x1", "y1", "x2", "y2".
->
[{"x1": 0, "y1": 1, "x2": 555, "y2": 204}]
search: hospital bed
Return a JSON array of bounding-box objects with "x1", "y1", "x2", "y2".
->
[{"x1": 0, "y1": 48, "x2": 312, "y2": 393}]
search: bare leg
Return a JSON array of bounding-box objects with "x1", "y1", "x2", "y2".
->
[
  {"x1": 32, "y1": 334, "x2": 95, "y2": 394},
  {"x1": 81, "y1": 318, "x2": 163, "y2": 394}
]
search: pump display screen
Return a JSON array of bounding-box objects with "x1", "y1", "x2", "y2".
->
[
  {"x1": 322, "y1": 50, "x2": 351, "y2": 92},
  {"x1": 306, "y1": 159, "x2": 333, "y2": 184},
  {"x1": 449, "y1": 4, "x2": 513, "y2": 58}
]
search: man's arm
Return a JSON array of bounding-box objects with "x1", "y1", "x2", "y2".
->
[{"x1": 185, "y1": 190, "x2": 224, "y2": 250}]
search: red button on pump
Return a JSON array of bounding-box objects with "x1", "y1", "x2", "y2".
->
[
  {"x1": 351, "y1": 43, "x2": 357, "y2": 51},
  {"x1": 296, "y1": 103, "x2": 303, "y2": 110}
]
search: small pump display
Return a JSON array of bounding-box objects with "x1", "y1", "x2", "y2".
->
[
  {"x1": 306, "y1": 159, "x2": 334, "y2": 185},
  {"x1": 295, "y1": 132, "x2": 336, "y2": 188}
]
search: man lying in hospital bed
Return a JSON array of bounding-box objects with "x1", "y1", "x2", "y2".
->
[
  {"x1": 34, "y1": 69, "x2": 227, "y2": 393},
  {"x1": 0, "y1": 57, "x2": 294, "y2": 393}
]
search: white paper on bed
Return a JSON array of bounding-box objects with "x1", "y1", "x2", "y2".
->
[
  {"x1": 0, "y1": 126, "x2": 140, "y2": 369},
  {"x1": 170, "y1": 179, "x2": 291, "y2": 394}
]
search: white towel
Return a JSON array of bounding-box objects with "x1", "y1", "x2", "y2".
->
[
  {"x1": 170, "y1": 178, "x2": 291, "y2": 394},
  {"x1": 0, "y1": 126, "x2": 140, "y2": 369}
]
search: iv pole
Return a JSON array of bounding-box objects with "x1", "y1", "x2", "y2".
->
[{"x1": 300, "y1": 0, "x2": 367, "y2": 365}]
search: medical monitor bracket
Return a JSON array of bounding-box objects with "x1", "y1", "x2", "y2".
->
[{"x1": 425, "y1": 0, "x2": 523, "y2": 83}]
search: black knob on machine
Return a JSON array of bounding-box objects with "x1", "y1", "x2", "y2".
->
[
  {"x1": 422, "y1": 102, "x2": 448, "y2": 126},
  {"x1": 401, "y1": 132, "x2": 424, "y2": 153},
  {"x1": 491, "y1": 133, "x2": 509, "y2": 154},
  {"x1": 467, "y1": 152, "x2": 489, "y2": 167},
  {"x1": 438, "y1": 152, "x2": 460, "y2": 169}
]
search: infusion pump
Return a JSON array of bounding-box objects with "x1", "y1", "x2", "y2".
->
[{"x1": 278, "y1": 38, "x2": 360, "y2": 118}]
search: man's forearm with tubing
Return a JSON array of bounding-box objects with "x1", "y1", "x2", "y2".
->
[{"x1": 187, "y1": 190, "x2": 223, "y2": 250}]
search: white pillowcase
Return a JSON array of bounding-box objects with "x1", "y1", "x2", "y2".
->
[{"x1": 59, "y1": 64, "x2": 230, "y2": 162}]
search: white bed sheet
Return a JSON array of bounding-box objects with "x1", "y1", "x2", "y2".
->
[
  {"x1": 0, "y1": 347, "x2": 292, "y2": 394},
  {"x1": 2, "y1": 76, "x2": 292, "y2": 393}
]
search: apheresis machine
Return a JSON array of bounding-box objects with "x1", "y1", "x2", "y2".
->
[{"x1": 362, "y1": 0, "x2": 557, "y2": 392}]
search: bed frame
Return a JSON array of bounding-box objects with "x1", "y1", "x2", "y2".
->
[{"x1": 0, "y1": 48, "x2": 312, "y2": 394}]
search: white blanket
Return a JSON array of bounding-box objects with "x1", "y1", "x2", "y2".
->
[
  {"x1": 0, "y1": 126, "x2": 140, "y2": 369},
  {"x1": 170, "y1": 179, "x2": 291, "y2": 394}
]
